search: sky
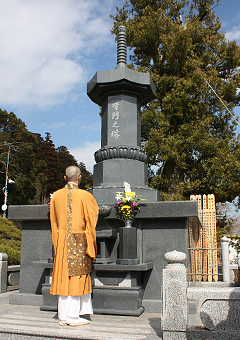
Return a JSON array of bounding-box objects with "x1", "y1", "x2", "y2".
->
[{"x1": 0, "y1": 0, "x2": 240, "y2": 173}]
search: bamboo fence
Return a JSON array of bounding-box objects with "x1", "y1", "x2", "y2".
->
[{"x1": 188, "y1": 194, "x2": 218, "y2": 282}]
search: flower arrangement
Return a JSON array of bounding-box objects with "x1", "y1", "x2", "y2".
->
[{"x1": 115, "y1": 182, "x2": 146, "y2": 221}]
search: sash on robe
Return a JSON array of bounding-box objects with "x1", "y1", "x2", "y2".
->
[{"x1": 66, "y1": 183, "x2": 92, "y2": 277}]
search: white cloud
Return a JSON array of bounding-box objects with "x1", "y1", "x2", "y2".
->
[
  {"x1": 69, "y1": 140, "x2": 101, "y2": 173},
  {"x1": 226, "y1": 28, "x2": 240, "y2": 42},
  {"x1": 0, "y1": 0, "x2": 117, "y2": 108}
]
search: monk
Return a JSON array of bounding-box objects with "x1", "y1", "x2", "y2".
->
[{"x1": 50, "y1": 165, "x2": 99, "y2": 326}]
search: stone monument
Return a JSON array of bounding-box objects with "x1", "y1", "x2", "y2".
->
[
  {"x1": 8, "y1": 26, "x2": 198, "y2": 316},
  {"x1": 87, "y1": 25, "x2": 160, "y2": 203}
]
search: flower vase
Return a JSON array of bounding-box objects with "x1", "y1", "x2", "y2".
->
[{"x1": 124, "y1": 220, "x2": 132, "y2": 228}]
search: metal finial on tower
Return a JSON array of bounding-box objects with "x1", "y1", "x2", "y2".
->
[{"x1": 117, "y1": 26, "x2": 127, "y2": 67}]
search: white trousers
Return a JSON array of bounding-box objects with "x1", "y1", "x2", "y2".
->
[{"x1": 58, "y1": 294, "x2": 93, "y2": 321}]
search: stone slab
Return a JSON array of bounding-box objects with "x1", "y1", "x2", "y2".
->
[
  {"x1": 92, "y1": 285, "x2": 144, "y2": 316},
  {"x1": 0, "y1": 292, "x2": 163, "y2": 340},
  {"x1": 9, "y1": 292, "x2": 43, "y2": 306},
  {"x1": 8, "y1": 205, "x2": 49, "y2": 221},
  {"x1": 187, "y1": 287, "x2": 240, "y2": 300},
  {"x1": 93, "y1": 262, "x2": 153, "y2": 271},
  {"x1": 8, "y1": 201, "x2": 198, "y2": 220}
]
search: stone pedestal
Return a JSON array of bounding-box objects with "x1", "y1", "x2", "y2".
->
[
  {"x1": 162, "y1": 250, "x2": 188, "y2": 340},
  {"x1": 116, "y1": 226, "x2": 139, "y2": 265},
  {"x1": 92, "y1": 262, "x2": 152, "y2": 316},
  {"x1": 8, "y1": 200, "x2": 198, "y2": 314}
]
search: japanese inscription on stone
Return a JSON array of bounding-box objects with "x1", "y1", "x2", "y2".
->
[{"x1": 109, "y1": 100, "x2": 121, "y2": 141}]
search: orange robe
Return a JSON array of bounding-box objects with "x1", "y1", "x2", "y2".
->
[{"x1": 50, "y1": 186, "x2": 99, "y2": 296}]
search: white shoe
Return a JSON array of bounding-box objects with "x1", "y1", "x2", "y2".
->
[{"x1": 67, "y1": 317, "x2": 90, "y2": 326}]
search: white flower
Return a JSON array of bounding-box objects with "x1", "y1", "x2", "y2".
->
[
  {"x1": 115, "y1": 192, "x2": 123, "y2": 201},
  {"x1": 124, "y1": 181, "x2": 131, "y2": 193}
]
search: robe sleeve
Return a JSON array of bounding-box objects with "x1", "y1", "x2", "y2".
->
[
  {"x1": 50, "y1": 194, "x2": 58, "y2": 256},
  {"x1": 83, "y1": 193, "x2": 99, "y2": 262}
]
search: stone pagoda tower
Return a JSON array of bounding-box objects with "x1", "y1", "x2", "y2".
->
[{"x1": 87, "y1": 26, "x2": 160, "y2": 204}]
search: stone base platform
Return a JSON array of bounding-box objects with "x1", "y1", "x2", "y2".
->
[{"x1": 1, "y1": 292, "x2": 162, "y2": 340}]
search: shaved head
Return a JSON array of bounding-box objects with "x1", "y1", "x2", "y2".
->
[{"x1": 65, "y1": 166, "x2": 81, "y2": 182}]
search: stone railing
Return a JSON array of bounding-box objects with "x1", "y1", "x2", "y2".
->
[
  {"x1": 7, "y1": 265, "x2": 20, "y2": 291},
  {"x1": 162, "y1": 249, "x2": 240, "y2": 339},
  {"x1": 0, "y1": 253, "x2": 20, "y2": 293}
]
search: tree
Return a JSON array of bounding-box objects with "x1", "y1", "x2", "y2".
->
[
  {"x1": 79, "y1": 162, "x2": 93, "y2": 190},
  {"x1": 35, "y1": 133, "x2": 62, "y2": 203},
  {"x1": 111, "y1": 0, "x2": 240, "y2": 202},
  {"x1": 56, "y1": 146, "x2": 78, "y2": 187},
  {"x1": 0, "y1": 110, "x2": 45, "y2": 206}
]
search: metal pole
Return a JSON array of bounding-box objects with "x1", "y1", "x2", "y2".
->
[{"x1": 3, "y1": 146, "x2": 10, "y2": 218}]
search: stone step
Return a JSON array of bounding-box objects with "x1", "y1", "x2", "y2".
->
[{"x1": 0, "y1": 297, "x2": 162, "y2": 340}]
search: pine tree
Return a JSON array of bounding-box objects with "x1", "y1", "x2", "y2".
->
[
  {"x1": 111, "y1": 0, "x2": 240, "y2": 202},
  {"x1": 0, "y1": 110, "x2": 43, "y2": 205},
  {"x1": 35, "y1": 133, "x2": 62, "y2": 203},
  {"x1": 79, "y1": 162, "x2": 93, "y2": 190},
  {"x1": 56, "y1": 145, "x2": 78, "y2": 187}
]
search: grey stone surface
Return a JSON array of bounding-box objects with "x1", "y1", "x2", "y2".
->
[
  {"x1": 87, "y1": 65, "x2": 156, "y2": 106},
  {"x1": 92, "y1": 285, "x2": 144, "y2": 316},
  {"x1": 8, "y1": 204, "x2": 49, "y2": 221},
  {"x1": 7, "y1": 271, "x2": 20, "y2": 286},
  {"x1": 41, "y1": 284, "x2": 58, "y2": 311},
  {"x1": 93, "y1": 159, "x2": 148, "y2": 188},
  {"x1": 87, "y1": 60, "x2": 160, "y2": 203},
  {"x1": 200, "y1": 298, "x2": 240, "y2": 331},
  {"x1": 164, "y1": 250, "x2": 186, "y2": 264},
  {"x1": 89, "y1": 186, "x2": 160, "y2": 204},
  {"x1": 0, "y1": 291, "x2": 163, "y2": 340},
  {"x1": 163, "y1": 331, "x2": 187, "y2": 340},
  {"x1": 93, "y1": 262, "x2": 153, "y2": 272},
  {"x1": 9, "y1": 201, "x2": 198, "y2": 220},
  {"x1": 187, "y1": 287, "x2": 240, "y2": 300},
  {"x1": 9, "y1": 292, "x2": 43, "y2": 306},
  {"x1": 18, "y1": 220, "x2": 52, "y2": 295},
  {"x1": 188, "y1": 301, "x2": 197, "y2": 314},
  {"x1": 0, "y1": 253, "x2": 8, "y2": 293},
  {"x1": 141, "y1": 218, "x2": 188, "y2": 302},
  {"x1": 188, "y1": 287, "x2": 240, "y2": 331},
  {"x1": 142, "y1": 299, "x2": 162, "y2": 313},
  {"x1": 221, "y1": 236, "x2": 230, "y2": 282},
  {"x1": 162, "y1": 252, "x2": 187, "y2": 333},
  {"x1": 117, "y1": 226, "x2": 139, "y2": 265},
  {"x1": 101, "y1": 94, "x2": 142, "y2": 147},
  {"x1": 187, "y1": 328, "x2": 240, "y2": 340}
]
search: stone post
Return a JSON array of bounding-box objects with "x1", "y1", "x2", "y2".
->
[
  {"x1": 0, "y1": 253, "x2": 8, "y2": 293},
  {"x1": 221, "y1": 236, "x2": 230, "y2": 283},
  {"x1": 162, "y1": 250, "x2": 187, "y2": 340}
]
